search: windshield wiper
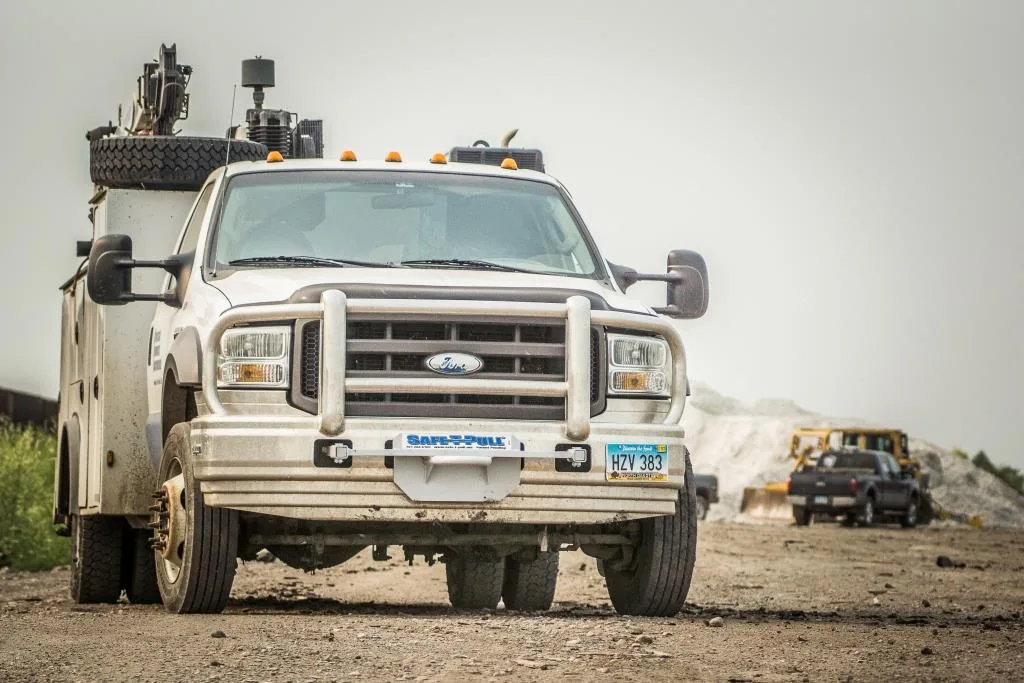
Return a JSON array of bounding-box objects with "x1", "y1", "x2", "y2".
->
[
  {"x1": 228, "y1": 255, "x2": 395, "y2": 268},
  {"x1": 400, "y1": 258, "x2": 531, "y2": 273}
]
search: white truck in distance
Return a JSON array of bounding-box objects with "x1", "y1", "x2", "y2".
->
[{"x1": 54, "y1": 46, "x2": 710, "y2": 616}]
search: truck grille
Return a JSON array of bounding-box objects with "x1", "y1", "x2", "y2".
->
[{"x1": 291, "y1": 319, "x2": 606, "y2": 419}]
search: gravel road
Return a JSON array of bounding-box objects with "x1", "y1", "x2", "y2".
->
[{"x1": 2, "y1": 522, "x2": 1022, "y2": 682}]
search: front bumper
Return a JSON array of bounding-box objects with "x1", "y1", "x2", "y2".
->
[
  {"x1": 191, "y1": 414, "x2": 685, "y2": 523},
  {"x1": 193, "y1": 292, "x2": 690, "y2": 525},
  {"x1": 787, "y1": 495, "x2": 858, "y2": 508}
]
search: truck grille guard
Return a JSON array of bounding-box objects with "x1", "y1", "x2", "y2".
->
[{"x1": 201, "y1": 292, "x2": 687, "y2": 441}]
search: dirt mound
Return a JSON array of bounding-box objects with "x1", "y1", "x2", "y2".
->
[{"x1": 683, "y1": 383, "x2": 1024, "y2": 528}]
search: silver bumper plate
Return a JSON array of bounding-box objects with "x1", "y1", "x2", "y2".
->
[{"x1": 328, "y1": 433, "x2": 589, "y2": 503}]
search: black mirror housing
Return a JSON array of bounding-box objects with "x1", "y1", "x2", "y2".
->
[
  {"x1": 86, "y1": 233, "x2": 182, "y2": 306},
  {"x1": 87, "y1": 234, "x2": 135, "y2": 305},
  {"x1": 659, "y1": 249, "x2": 709, "y2": 319}
]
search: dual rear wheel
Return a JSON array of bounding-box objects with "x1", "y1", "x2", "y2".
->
[
  {"x1": 68, "y1": 423, "x2": 238, "y2": 613},
  {"x1": 445, "y1": 548, "x2": 560, "y2": 611},
  {"x1": 444, "y1": 448, "x2": 699, "y2": 617}
]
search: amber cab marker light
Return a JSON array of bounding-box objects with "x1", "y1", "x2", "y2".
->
[
  {"x1": 430, "y1": 152, "x2": 447, "y2": 164},
  {"x1": 500, "y1": 157, "x2": 518, "y2": 170},
  {"x1": 266, "y1": 151, "x2": 284, "y2": 163},
  {"x1": 340, "y1": 150, "x2": 357, "y2": 161},
  {"x1": 385, "y1": 150, "x2": 402, "y2": 162}
]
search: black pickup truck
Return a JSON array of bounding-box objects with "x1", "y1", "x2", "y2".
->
[
  {"x1": 693, "y1": 473, "x2": 719, "y2": 521},
  {"x1": 786, "y1": 449, "x2": 923, "y2": 528}
]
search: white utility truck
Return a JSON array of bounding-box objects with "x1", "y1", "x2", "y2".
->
[{"x1": 54, "y1": 45, "x2": 710, "y2": 615}]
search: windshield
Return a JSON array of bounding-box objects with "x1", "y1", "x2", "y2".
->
[
  {"x1": 813, "y1": 451, "x2": 878, "y2": 472},
  {"x1": 210, "y1": 170, "x2": 602, "y2": 278}
]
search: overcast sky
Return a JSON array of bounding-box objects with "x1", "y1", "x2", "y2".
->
[{"x1": 0, "y1": 1, "x2": 1020, "y2": 466}]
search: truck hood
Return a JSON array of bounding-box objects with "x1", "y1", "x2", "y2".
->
[{"x1": 206, "y1": 267, "x2": 652, "y2": 314}]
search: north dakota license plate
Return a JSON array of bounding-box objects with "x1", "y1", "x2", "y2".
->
[{"x1": 605, "y1": 443, "x2": 669, "y2": 481}]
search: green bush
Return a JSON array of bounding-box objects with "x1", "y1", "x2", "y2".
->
[
  {"x1": 970, "y1": 449, "x2": 1024, "y2": 496},
  {"x1": 0, "y1": 419, "x2": 70, "y2": 570}
]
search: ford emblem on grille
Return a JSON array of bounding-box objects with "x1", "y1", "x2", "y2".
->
[{"x1": 425, "y1": 352, "x2": 484, "y2": 376}]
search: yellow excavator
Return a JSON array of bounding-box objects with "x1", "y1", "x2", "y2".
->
[{"x1": 739, "y1": 426, "x2": 978, "y2": 526}]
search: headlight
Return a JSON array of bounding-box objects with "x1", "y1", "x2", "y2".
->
[
  {"x1": 607, "y1": 333, "x2": 670, "y2": 397},
  {"x1": 217, "y1": 326, "x2": 291, "y2": 388}
]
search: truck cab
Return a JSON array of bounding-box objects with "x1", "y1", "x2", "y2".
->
[{"x1": 54, "y1": 47, "x2": 710, "y2": 617}]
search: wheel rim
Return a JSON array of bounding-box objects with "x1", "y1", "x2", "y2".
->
[
  {"x1": 152, "y1": 460, "x2": 187, "y2": 584},
  {"x1": 907, "y1": 502, "x2": 917, "y2": 525},
  {"x1": 696, "y1": 498, "x2": 707, "y2": 519},
  {"x1": 863, "y1": 500, "x2": 874, "y2": 525}
]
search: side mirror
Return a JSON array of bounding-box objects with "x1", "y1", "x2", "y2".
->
[
  {"x1": 608, "y1": 249, "x2": 709, "y2": 320},
  {"x1": 657, "y1": 249, "x2": 709, "y2": 319},
  {"x1": 86, "y1": 234, "x2": 182, "y2": 306},
  {"x1": 87, "y1": 234, "x2": 134, "y2": 305}
]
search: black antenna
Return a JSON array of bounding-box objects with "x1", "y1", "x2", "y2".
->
[
  {"x1": 209, "y1": 84, "x2": 238, "y2": 281},
  {"x1": 224, "y1": 84, "x2": 238, "y2": 167}
]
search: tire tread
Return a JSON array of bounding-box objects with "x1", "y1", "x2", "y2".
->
[
  {"x1": 446, "y1": 553, "x2": 505, "y2": 609},
  {"x1": 604, "y1": 448, "x2": 698, "y2": 617},
  {"x1": 502, "y1": 551, "x2": 559, "y2": 611},
  {"x1": 71, "y1": 515, "x2": 123, "y2": 604},
  {"x1": 89, "y1": 136, "x2": 268, "y2": 191}
]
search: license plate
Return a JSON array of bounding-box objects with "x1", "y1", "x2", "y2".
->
[
  {"x1": 399, "y1": 433, "x2": 514, "y2": 450},
  {"x1": 814, "y1": 495, "x2": 828, "y2": 505},
  {"x1": 605, "y1": 443, "x2": 669, "y2": 481}
]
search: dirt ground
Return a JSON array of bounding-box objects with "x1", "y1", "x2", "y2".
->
[{"x1": 1, "y1": 521, "x2": 1022, "y2": 683}]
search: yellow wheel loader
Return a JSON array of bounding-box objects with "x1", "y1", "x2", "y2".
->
[{"x1": 739, "y1": 427, "x2": 957, "y2": 525}]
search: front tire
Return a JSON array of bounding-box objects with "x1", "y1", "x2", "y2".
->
[
  {"x1": 153, "y1": 423, "x2": 239, "y2": 614},
  {"x1": 70, "y1": 514, "x2": 123, "y2": 604},
  {"x1": 502, "y1": 550, "x2": 559, "y2": 611},
  {"x1": 900, "y1": 498, "x2": 919, "y2": 528},
  {"x1": 603, "y1": 447, "x2": 698, "y2": 617}
]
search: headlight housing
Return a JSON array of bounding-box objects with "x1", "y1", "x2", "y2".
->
[
  {"x1": 217, "y1": 326, "x2": 291, "y2": 388},
  {"x1": 607, "y1": 333, "x2": 671, "y2": 397}
]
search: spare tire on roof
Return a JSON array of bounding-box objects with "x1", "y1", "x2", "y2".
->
[{"x1": 89, "y1": 135, "x2": 269, "y2": 191}]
